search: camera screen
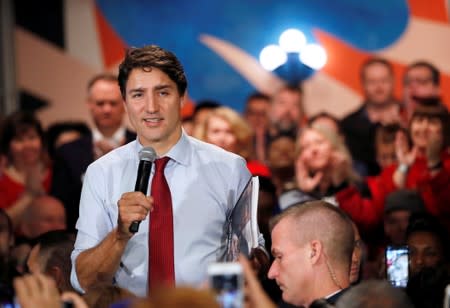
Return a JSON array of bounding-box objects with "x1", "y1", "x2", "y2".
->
[
  {"x1": 386, "y1": 246, "x2": 409, "y2": 288},
  {"x1": 210, "y1": 273, "x2": 243, "y2": 308}
]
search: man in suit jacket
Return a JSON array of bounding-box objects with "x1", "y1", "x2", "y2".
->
[{"x1": 51, "y1": 74, "x2": 136, "y2": 231}]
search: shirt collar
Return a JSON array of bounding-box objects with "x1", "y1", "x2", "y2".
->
[
  {"x1": 324, "y1": 289, "x2": 342, "y2": 299},
  {"x1": 92, "y1": 126, "x2": 126, "y2": 146},
  {"x1": 165, "y1": 130, "x2": 191, "y2": 166},
  {"x1": 133, "y1": 130, "x2": 191, "y2": 166}
]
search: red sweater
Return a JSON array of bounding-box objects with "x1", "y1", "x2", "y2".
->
[
  {"x1": 337, "y1": 150, "x2": 450, "y2": 232},
  {"x1": 0, "y1": 169, "x2": 52, "y2": 209}
]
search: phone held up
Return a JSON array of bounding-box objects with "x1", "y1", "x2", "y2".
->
[
  {"x1": 385, "y1": 245, "x2": 409, "y2": 288},
  {"x1": 207, "y1": 262, "x2": 244, "y2": 308}
]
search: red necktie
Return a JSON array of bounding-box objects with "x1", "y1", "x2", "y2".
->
[{"x1": 149, "y1": 157, "x2": 175, "y2": 291}]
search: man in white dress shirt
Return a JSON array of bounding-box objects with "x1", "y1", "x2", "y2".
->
[{"x1": 71, "y1": 45, "x2": 267, "y2": 296}]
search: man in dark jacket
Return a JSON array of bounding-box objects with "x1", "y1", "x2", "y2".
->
[{"x1": 51, "y1": 74, "x2": 136, "y2": 231}]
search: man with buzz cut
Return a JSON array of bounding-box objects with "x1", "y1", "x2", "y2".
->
[{"x1": 268, "y1": 200, "x2": 354, "y2": 307}]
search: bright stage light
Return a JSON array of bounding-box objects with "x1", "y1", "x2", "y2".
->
[
  {"x1": 259, "y1": 44, "x2": 287, "y2": 71},
  {"x1": 299, "y1": 44, "x2": 327, "y2": 70},
  {"x1": 279, "y1": 28, "x2": 307, "y2": 53}
]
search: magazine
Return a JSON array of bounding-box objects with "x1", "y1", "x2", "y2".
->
[{"x1": 223, "y1": 176, "x2": 260, "y2": 262}]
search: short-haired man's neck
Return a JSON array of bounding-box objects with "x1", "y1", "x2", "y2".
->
[
  {"x1": 138, "y1": 125, "x2": 183, "y2": 157},
  {"x1": 294, "y1": 243, "x2": 350, "y2": 307}
]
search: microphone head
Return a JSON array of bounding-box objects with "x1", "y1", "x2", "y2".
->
[{"x1": 139, "y1": 147, "x2": 157, "y2": 162}]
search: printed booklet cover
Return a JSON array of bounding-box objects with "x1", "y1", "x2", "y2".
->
[{"x1": 222, "y1": 176, "x2": 259, "y2": 262}]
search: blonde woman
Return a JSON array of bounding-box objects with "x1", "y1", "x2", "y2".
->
[
  {"x1": 196, "y1": 106, "x2": 270, "y2": 176},
  {"x1": 294, "y1": 124, "x2": 360, "y2": 196},
  {"x1": 278, "y1": 123, "x2": 354, "y2": 207},
  {"x1": 279, "y1": 123, "x2": 384, "y2": 230}
]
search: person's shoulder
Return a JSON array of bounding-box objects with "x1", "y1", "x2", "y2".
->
[
  {"x1": 341, "y1": 105, "x2": 366, "y2": 124},
  {"x1": 89, "y1": 140, "x2": 137, "y2": 170}
]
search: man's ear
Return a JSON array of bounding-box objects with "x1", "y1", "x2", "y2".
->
[
  {"x1": 48, "y1": 266, "x2": 63, "y2": 286},
  {"x1": 309, "y1": 240, "x2": 323, "y2": 265}
]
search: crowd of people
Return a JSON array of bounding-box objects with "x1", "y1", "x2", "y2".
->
[{"x1": 0, "y1": 44, "x2": 449, "y2": 308}]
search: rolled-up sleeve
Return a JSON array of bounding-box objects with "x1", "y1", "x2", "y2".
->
[{"x1": 70, "y1": 162, "x2": 116, "y2": 293}]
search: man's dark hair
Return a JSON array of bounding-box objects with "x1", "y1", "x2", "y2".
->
[
  {"x1": 245, "y1": 92, "x2": 270, "y2": 112},
  {"x1": 277, "y1": 84, "x2": 303, "y2": 95},
  {"x1": 86, "y1": 73, "x2": 118, "y2": 93},
  {"x1": 32, "y1": 230, "x2": 76, "y2": 292},
  {"x1": 0, "y1": 111, "x2": 45, "y2": 157},
  {"x1": 360, "y1": 57, "x2": 393, "y2": 81},
  {"x1": 246, "y1": 92, "x2": 270, "y2": 102},
  {"x1": 407, "y1": 60, "x2": 440, "y2": 86},
  {"x1": 406, "y1": 212, "x2": 450, "y2": 262},
  {"x1": 193, "y1": 100, "x2": 221, "y2": 117},
  {"x1": 267, "y1": 132, "x2": 296, "y2": 146},
  {"x1": 118, "y1": 45, "x2": 187, "y2": 99}
]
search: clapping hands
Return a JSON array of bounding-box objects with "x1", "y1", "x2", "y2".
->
[
  {"x1": 395, "y1": 130, "x2": 417, "y2": 167},
  {"x1": 295, "y1": 158, "x2": 323, "y2": 193}
]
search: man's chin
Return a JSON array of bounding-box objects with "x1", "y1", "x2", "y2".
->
[{"x1": 282, "y1": 291, "x2": 301, "y2": 307}]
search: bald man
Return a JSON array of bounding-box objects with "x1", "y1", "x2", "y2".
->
[
  {"x1": 20, "y1": 195, "x2": 66, "y2": 240},
  {"x1": 268, "y1": 201, "x2": 354, "y2": 307}
]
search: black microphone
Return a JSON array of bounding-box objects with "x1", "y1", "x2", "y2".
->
[{"x1": 129, "y1": 147, "x2": 157, "y2": 233}]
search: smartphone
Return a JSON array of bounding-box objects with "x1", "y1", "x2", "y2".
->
[
  {"x1": 207, "y1": 262, "x2": 244, "y2": 308},
  {"x1": 385, "y1": 245, "x2": 409, "y2": 288}
]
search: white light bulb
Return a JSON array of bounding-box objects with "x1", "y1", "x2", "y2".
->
[
  {"x1": 279, "y1": 29, "x2": 307, "y2": 53},
  {"x1": 299, "y1": 44, "x2": 327, "y2": 70},
  {"x1": 259, "y1": 45, "x2": 287, "y2": 71}
]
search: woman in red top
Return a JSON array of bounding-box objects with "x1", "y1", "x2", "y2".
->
[
  {"x1": 0, "y1": 112, "x2": 52, "y2": 226},
  {"x1": 337, "y1": 101, "x2": 450, "y2": 232}
]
